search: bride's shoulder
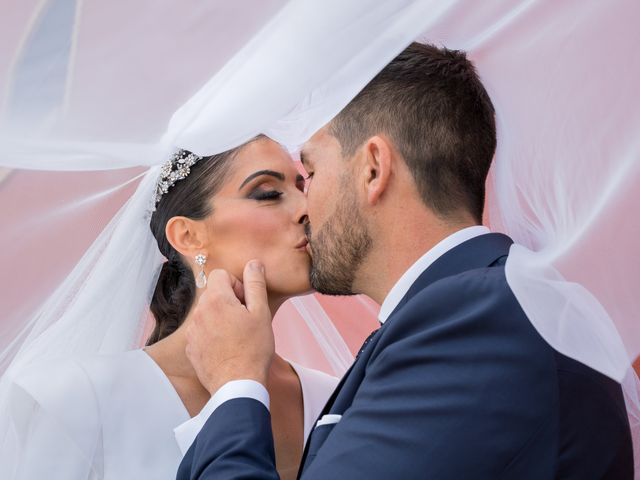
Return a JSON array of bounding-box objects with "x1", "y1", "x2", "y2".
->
[
  {"x1": 10, "y1": 350, "x2": 144, "y2": 410},
  {"x1": 2, "y1": 351, "x2": 143, "y2": 463}
]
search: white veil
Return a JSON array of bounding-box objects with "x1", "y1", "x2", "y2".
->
[{"x1": 1, "y1": 0, "x2": 639, "y2": 473}]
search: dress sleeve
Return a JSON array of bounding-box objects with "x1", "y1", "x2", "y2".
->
[{"x1": 0, "y1": 358, "x2": 103, "y2": 479}]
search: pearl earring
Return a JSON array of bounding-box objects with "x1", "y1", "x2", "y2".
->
[{"x1": 195, "y1": 254, "x2": 207, "y2": 288}]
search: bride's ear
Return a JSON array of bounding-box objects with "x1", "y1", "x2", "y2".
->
[{"x1": 165, "y1": 216, "x2": 209, "y2": 258}]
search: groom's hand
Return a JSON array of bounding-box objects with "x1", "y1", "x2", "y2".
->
[{"x1": 185, "y1": 260, "x2": 274, "y2": 395}]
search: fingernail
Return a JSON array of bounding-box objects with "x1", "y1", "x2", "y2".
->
[{"x1": 250, "y1": 260, "x2": 264, "y2": 272}]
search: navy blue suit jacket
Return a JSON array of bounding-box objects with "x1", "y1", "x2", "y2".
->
[{"x1": 177, "y1": 233, "x2": 633, "y2": 479}]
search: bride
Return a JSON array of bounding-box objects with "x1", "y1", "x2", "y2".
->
[{"x1": 1, "y1": 136, "x2": 338, "y2": 480}]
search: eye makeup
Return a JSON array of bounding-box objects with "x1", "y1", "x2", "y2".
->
[
  {"x1": 239, "y1": 170, "x2": 285, "y2": 190},
  {"x1": 240, "y1": 170, "x2": 304, "y2": 200},
  {"x1": 248, "y1": 189, "x2": 283, "y2": 201}
]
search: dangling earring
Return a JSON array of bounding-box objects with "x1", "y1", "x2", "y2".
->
[{"x1": 195, "y1": 254, "x2": 207, "y2": 288}]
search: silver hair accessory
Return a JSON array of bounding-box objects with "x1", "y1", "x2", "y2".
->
[
  {"x1": 153, "y1": 149, "x2": 202, "y2": 209},
  {"x1": 195, "y1": 253, "x2": 208, "y2": 288}
]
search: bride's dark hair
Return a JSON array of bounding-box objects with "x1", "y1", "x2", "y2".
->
[{"x1": 147, "y1": 140, "x2": 257, "y2": 345}]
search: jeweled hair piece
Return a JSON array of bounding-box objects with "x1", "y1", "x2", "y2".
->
[{"x1": 153, "y1": 149, "x2": 202, "y2": 209}]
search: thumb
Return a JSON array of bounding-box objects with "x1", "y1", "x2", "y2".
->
[{"x1": 243, "y1": 260, "x2": 270, "y2": 317}]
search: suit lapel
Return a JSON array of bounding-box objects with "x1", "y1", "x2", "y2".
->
[{"x1": 386, "y1": 233, "x2": 513, "y2": 321}]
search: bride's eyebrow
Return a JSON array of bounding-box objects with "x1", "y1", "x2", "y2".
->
[{"x1": 239, "y1": 170, "x2": 285, "y2": 190}]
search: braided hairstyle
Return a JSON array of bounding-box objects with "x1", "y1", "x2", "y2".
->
[{"x1": 146, "y1": 143, "x2": 249, "y2": 345}]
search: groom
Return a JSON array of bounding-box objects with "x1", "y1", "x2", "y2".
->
[{"x1": 177, "y1": 43, "x2": 633, "y2": 478}]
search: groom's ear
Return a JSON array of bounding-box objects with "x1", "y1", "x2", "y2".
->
[
  {"x1": 165, "y1": 216, "x2": 209, "y2": 258},
  {"x1": 361, "y1": 135, "x2": 393, "y2": 206}
]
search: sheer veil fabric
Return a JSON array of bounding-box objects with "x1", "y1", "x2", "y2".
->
[{"x1": 0, "y1": 0, "x2": 639, "y2": 473}]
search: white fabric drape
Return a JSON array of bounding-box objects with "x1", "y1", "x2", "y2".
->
[{"x1": 1, "y1": 0, "x2": 639, "y2": 473}]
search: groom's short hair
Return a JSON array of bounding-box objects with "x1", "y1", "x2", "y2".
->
[{"x1": 330, "y1": 42, "x2": 496, "y2": 223}]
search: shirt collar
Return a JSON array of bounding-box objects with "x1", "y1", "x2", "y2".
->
[{"x1": 378, "y1": 225, "x2": 491, "y2": 323}]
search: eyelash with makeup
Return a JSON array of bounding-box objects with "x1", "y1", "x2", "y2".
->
[{"x1": 249, "y1": 189, "x2": 283, "y2": 201}]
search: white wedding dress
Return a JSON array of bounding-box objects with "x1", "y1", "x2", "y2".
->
[{"x1": 3, "y1": 349, "x2": 338, "y2": 479}]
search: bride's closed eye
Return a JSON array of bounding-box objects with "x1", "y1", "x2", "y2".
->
[{"x1": 248, "y1": 188, "x2": 283, "y2": 201}]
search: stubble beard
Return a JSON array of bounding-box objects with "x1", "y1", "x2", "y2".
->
[{"x1": 306, "y1": 185, "x2": 373, "y2": 296}]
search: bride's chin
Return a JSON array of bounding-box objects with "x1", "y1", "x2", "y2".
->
[{"x1": 264, "y1": 259, "x2": 312, "y2": 298}]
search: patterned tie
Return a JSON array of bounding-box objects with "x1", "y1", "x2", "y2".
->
[{"x1": 356, "y1": 328, "x2": 380, "y2": 359}]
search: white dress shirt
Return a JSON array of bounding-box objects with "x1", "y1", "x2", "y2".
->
[{"x1": 183, "y1": 225, "x2": 491, "y2": 446}]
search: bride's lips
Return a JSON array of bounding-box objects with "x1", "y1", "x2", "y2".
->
[{"x1": 295, "y1": 238, "x2": 309, "y2": 251}]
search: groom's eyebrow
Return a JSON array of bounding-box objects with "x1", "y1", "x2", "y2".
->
[{"x1": 239, "y1": 170, "x2": 285, "y2": 189}]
